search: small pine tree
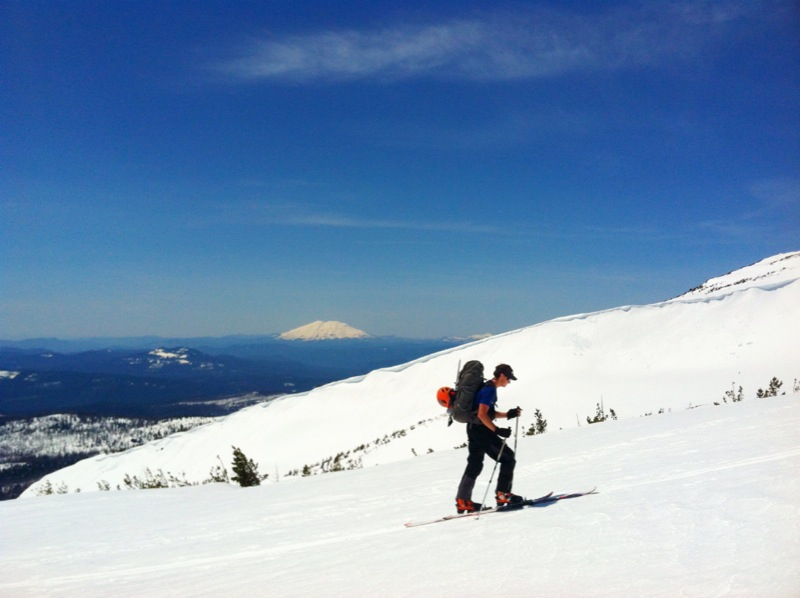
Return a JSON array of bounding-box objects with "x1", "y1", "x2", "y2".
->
[
  {"x1": 722, "y1": 382, "x2": 744, "y2": 403},
  {"x1": 36, "y1": 480, "x2": 54, "y2": 496},
  {"x1": 231, "y1": 446, "x2": 263, "y2": 487},
  {"x1": 533, "y1": 408, "x2": 548, "y2": 434},
  {"x1": 724, "y1": 383, "x2": 745, "y2": 403},
  {"x1": 525, "y1": 408, "x2": 548, "y2": 435},
  {"x1": 586, "y1": 403, "x2": 617, "y2": 424},
  {"x1": 208, "y1": 458, "x2": 229, "y2": 484},
  {"x1": 587, "y1": 402, "x2": 606, "y2": 424},
  {"x1": 757, "y1": 377, "x2": 783, "y2": 398}
]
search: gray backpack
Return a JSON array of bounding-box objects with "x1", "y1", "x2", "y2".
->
[{"x1": 450, "y1": 360, "x2": 485, "y2": 424}]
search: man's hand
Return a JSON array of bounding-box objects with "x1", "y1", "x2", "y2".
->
[
  {"x1": 496, "y1": 427, "x2": 511, "y2": 438},
  {"x1": 506, "y1": 407, "x2": 522, "y2": 420}
]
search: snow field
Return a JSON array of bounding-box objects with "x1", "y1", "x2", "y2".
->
[{"x1": 2, "y1": 396, "x2": 798, "y2": 597}]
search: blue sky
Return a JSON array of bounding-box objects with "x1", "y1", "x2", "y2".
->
[{"x1": 2, "y1": 1, "x2": 798, "y2": 340}]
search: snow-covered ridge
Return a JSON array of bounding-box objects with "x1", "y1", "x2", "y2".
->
[
  {"x1": 23, "y1": 252, "x2": 800, "y2": 496},
  {"x1": 279, "y1": 320, "x2": 370, "y2": 340},
  {"x1": 444, "y1": 333, "x2": 493, "y2": 342},
  {"x1": 674, "y1": 251, "x2": 800, "y2": 300},
  {"x1": 149, "y1": 348, "x2": 190, "y2": 362},
  {"x1": 122, "y1": 347, "x2": 223, "y2": 370}
]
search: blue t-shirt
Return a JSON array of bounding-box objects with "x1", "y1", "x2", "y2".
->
[{"x1": 474, "y1": 383, "x2": 497, "y2": 418}]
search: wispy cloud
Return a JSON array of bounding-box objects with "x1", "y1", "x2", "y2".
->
[
  {"x1": 209, "y1": 2, "x2": 759, "y2": 84},
  {"x1": 693, "y1": 219, "x2": 771, "y2": 241},
  {"x1": 202, "y1": 199, "x2": 499, "y2": 234},
  {"x1": 275, "y1": 210, "x2": 499, "y2": 234},
  {"x1": 581, "y1": 224, "x2": 673, "y2": 239},
  {"x1": 691, "y1": 178, "x2": 800, "y2": 243},
  {"x1": 750, "y1": 177, "x2": 800, "y2": 211}
]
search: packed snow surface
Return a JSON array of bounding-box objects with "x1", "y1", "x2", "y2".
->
[{"x1": 2, "y1": 397, "x2": 798, "y2": 597}]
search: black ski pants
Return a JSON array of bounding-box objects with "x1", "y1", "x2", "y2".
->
[{"x1": 456, "y1": 422, "x2": 516, "y2": 502}]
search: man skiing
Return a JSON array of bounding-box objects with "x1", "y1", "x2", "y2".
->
[{"x1": 455, "y1": 363, "x2": 522, "y2": 513}]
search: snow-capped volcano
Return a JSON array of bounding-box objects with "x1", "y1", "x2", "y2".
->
[
  {"x1": 23, "y1": 251, "x2": 800, "y2": 496},
  {"x1": 279, "y1": 320, "x2": 370, "y2": 340}
]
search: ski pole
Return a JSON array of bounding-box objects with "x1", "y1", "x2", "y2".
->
[
  {"x1": 513, "y1": 415, "x2": 519, "y2": 454},
  {"x1": 477, "y1": 438, "x2": 506, "y2": 519}
]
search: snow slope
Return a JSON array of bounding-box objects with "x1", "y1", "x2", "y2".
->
[
  {"x1": 23, "y1": 252, "x2": 800, "y2": 496},
  {"x1": 2, "y1": 396, "x2": 799, "y2": 597},
  {"x1": 674, "y1": 251, "x2": 800, "y2": 299}
]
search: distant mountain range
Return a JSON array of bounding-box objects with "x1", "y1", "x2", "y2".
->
[
  {"x1": 0, "y1": 335, "x2": 472, "y2": 418},
  {"x1": 0, "y1": 321, "x2": 482, "y2": 353}
]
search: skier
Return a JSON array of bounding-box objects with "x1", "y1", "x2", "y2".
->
[{"x1": 455, "y1": 364, "x2": 522, "y2": 513}]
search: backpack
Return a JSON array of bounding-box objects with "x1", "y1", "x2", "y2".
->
[{"x1": 435, "y1": 360, "x2": 485, "y2": 425}]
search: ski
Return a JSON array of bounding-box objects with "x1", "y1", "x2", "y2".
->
[
  {"x1": 406, "y1": 490, "x2": 565, "y2": 528},
  {"x1": 404, "y1": 488, "x2": 597, "y2": 527},
  {"x1": 405, "y1": 491, "x2": 554, "y2": 527},
  {"x1": 496, "y1": 486, "x2": 597, "y2": 511}
]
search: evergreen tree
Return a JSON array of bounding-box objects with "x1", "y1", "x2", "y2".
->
[
  {"x1": 525, "y1": 408, "x2": 548, "y2": 435},
  {"x1": 724, "y1": 383, "x2": 745, "y2": 403},
  {"x1": 587, "y1": 403, "x2": 606, "y2": 424},
  {"x1": 757, "y1": 377, "x2": 783, "y2": 398},
  {"x1": 231, "y1": 446, "x2": 263, "y2": 487},
  {"x1": 533, "y1": 408, "x2": 548, "y2": 434},
  {"x1": 208, "y1": 457, "x2": 229, "y2": 484},
  {"x1": 587, "y1": 402, "x2": 617, "y2": 424}
]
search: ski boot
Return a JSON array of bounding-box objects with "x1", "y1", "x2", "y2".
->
[
  {"x1": 455, "y1": 498, "x2": 483, "y2": 514},
  {"x1": 496, "y1": 491, "x2": 524, "y2": 507}
]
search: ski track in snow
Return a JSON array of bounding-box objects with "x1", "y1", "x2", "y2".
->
[
  {"x1": 602, "y1": 447, "x2": 800, "y2": 492},
  {"x1": 3, "y1": 525, "x2": 406, "y2": 588}
]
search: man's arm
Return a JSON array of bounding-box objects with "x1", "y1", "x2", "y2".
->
[{"x1": 477, "y1": 403, "x2": 496, "y2": 431}]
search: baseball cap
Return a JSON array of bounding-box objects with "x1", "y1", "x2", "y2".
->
[{"x1": 494, "y1": 364, "x2": 517, "y2": 381}]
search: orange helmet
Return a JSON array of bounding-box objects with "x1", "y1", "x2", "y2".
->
[{"x1": 436, "y1": 386, "x2": 454, "y2": 408}]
